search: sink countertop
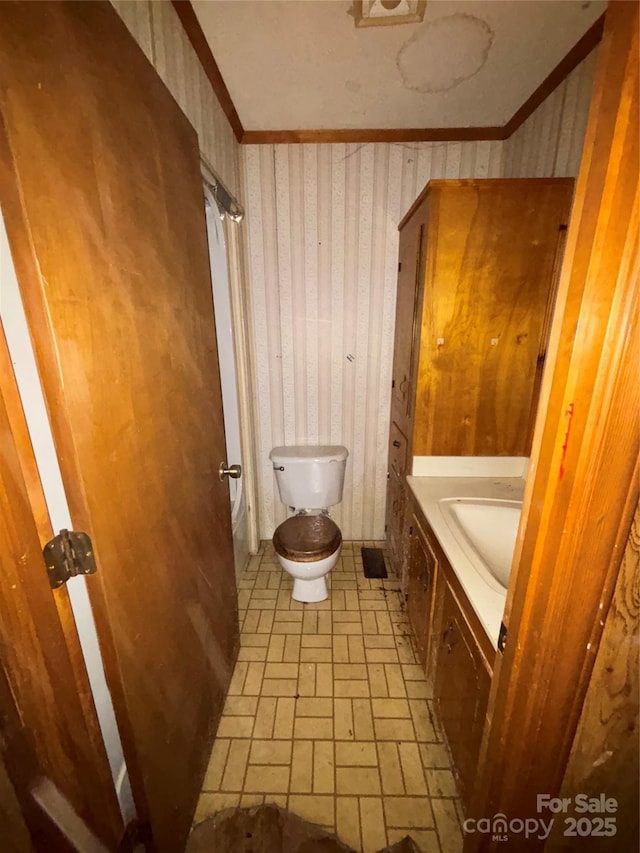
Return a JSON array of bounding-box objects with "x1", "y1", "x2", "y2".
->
[{"x1": 406, "y1": 475, "x2": 526, "y2": 648}]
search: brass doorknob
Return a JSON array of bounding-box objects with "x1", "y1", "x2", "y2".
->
[{"x1": 219, "y1": 462, "x2": 242, "y2": 481}]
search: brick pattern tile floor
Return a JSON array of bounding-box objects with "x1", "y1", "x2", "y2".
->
[{"x1": 195, "y1": 541, "x2": 464, "y2": 853}]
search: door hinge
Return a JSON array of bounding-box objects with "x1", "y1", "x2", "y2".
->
[
  {"x1": 498, "y1": 621, "x2": 508, "y2": 653},
  {"x1": 398, "y1": 261, "x2": 402, "y2": 272},
  {"x1": 43, "y1": 529, "x2": 97, "y2": 589}
]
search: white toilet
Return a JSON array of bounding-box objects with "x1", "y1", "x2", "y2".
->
[{"x1": 270, "y1": 445, "x2": 349, "y2": 602}]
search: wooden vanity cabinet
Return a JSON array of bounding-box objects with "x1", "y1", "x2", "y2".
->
[
  {"x1": 385, "y1": 464, "x2": 408, "y2": 584},
  {"x1": 385, "y1": 420, "x2": 409, "y2": 573},
  {"x1": 406, "y1": 498, "x2": 495, "y2": 811},
  {"x1": 387, "y1": 178, "x2": 573, "y2": 811},
  {"x1": 385, "y1": 179, "x2": 573, "y2": 582},
  {"x1": 406, "y1": 515, "x2": 439, "y2": 673},
  {"x1": 434, "y1": 581, "x2": 492, "y2": 809}
]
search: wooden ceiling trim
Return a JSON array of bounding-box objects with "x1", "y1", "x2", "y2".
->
[
  {"x1": 170, "y1": 0, "x2": 244, "y2": 143},
  {"x1": 174, "y1": 2, "x2": 604, "y2": 146},
  {"x1": 241, "y1": 126, "x2": 508, "y2": 145},
  {"x1": 502, "y1": 12, "x2": 606, "y2": 137}
]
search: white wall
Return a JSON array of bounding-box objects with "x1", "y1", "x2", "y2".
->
[
  {"x1": 501, "y1": 50, "x2": 598, "y2": 178},
  {"x1": 242, "y1": 140, "x2": 504, "y2": 540}
]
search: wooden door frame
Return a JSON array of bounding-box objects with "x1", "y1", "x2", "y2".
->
[
  {"x1": 0, "y1": 74, "x2": 153, "y2": 853},
  {"x1": 0, "y1": 323, "x2": 124, "y2": 849},
  {"x1": 466, "y1": 2, "x2": 639, "y2": 847}
]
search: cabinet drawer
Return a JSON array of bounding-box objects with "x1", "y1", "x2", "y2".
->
[{"x1": 388, "y1": 422, "x2": 408, "y2": 478}]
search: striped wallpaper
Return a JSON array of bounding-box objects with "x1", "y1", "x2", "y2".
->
[
  {"x1": 110, "y1": 0, "x2": 599, "y2": 545},
  {"x1": 242, "y1": 141, "x2": 504, "y2": 540},
  {"x1": 502, "y1": 51, "x2": 598, "y2": 178},
  {"x1": 241, "y1": 53, "x2": 598, "y2": 542}
]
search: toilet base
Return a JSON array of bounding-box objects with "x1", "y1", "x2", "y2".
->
[
  {"x1": 274, "y1": 544, "x2": 340, "y2": 603},
  {"x1": 292, "y1": 576, "x2": 328, "y2": 603}
]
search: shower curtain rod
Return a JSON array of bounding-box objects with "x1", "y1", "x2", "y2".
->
[{"x1": 202, "y1": 171, "x2": 244, "y2": 223}]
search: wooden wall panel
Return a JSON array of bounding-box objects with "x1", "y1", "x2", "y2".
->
[
  {"x1": 546, "y1": 504, "x2": 639, "y2": 851},
  {"x1": 413, "y1": 179, "x2": 574, "y2": 457}
]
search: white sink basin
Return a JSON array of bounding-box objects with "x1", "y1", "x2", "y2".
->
[{"x1": 440, "y1": 498, "x2": 522, "y2": 591}]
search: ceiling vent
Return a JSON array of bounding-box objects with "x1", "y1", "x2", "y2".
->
[{"x1": 353, "y1": 0, "x2": 426, "y2": 28}]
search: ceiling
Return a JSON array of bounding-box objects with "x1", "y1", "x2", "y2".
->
[{"x1": 191, "y1": 0, "x2": 605, "y2": 133}]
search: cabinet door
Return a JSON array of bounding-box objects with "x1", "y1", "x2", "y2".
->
[
  {"x1": 391, "y1": 216, "x2": 425, "y2": 428},
  {"x1": 413, "y1": 180, "x2": 574, "y2": 457},
  {"x1": 434, "y1": 582, "x2": 491, "y2": 808},
  {"x1": 385, "y1": 468, "x2": 408, "y2": 581},
  {"x1": 407, "y1": 521, "x2": 438, "y2": 672},
  {"x1": 388, "y1": 420, "x2": 409, "y2": 479}
]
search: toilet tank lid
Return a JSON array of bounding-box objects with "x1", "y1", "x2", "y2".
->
[{"x1": 270, "y1": 445, "x2": 348, "y2": 464}]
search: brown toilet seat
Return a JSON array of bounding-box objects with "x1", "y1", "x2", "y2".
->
[{"x1": 273, "y1": 515, "x2": 342, "y2": 562}]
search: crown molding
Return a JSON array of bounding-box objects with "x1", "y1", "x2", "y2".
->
[
  {"x1": 173, "y1": 3, "x2": 604, "y2": 146},
  {"x1": 170, "y1": 0, "x2": 244, "y2": 143},
  {"x1": 240, "y1": 126, "x2": 508, "y2": 144},
  {"x1": 502, "y1": 12, "x2": 605, "y2": 137}
]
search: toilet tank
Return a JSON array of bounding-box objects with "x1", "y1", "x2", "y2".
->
[{"x1": 270, "y1": 445, "x2": 348, "y2": 509}]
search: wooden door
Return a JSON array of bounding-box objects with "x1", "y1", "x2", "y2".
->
[
  {"x1": 0, "y1": 3, "x2": 239, "y2": 851},
  {"x1": 0, "y1": 325, "x2": 122, "y2": 850}
]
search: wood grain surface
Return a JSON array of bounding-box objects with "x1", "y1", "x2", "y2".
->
[
  {"x1": 413, "y1": 179, "x2": 573, "y2": 457},
  {"x1": 546, "y1": 505, "x2": 639, "y2": 851},
  {"x1": 0, "y1": 2, "x2": 239, "y2": 849},
  {"x1": 469, "y1": 3, "x2": 639, "y2": 847},
  {"x1": 0, "y1": 326, "x2": 122, "y2": 849}
]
